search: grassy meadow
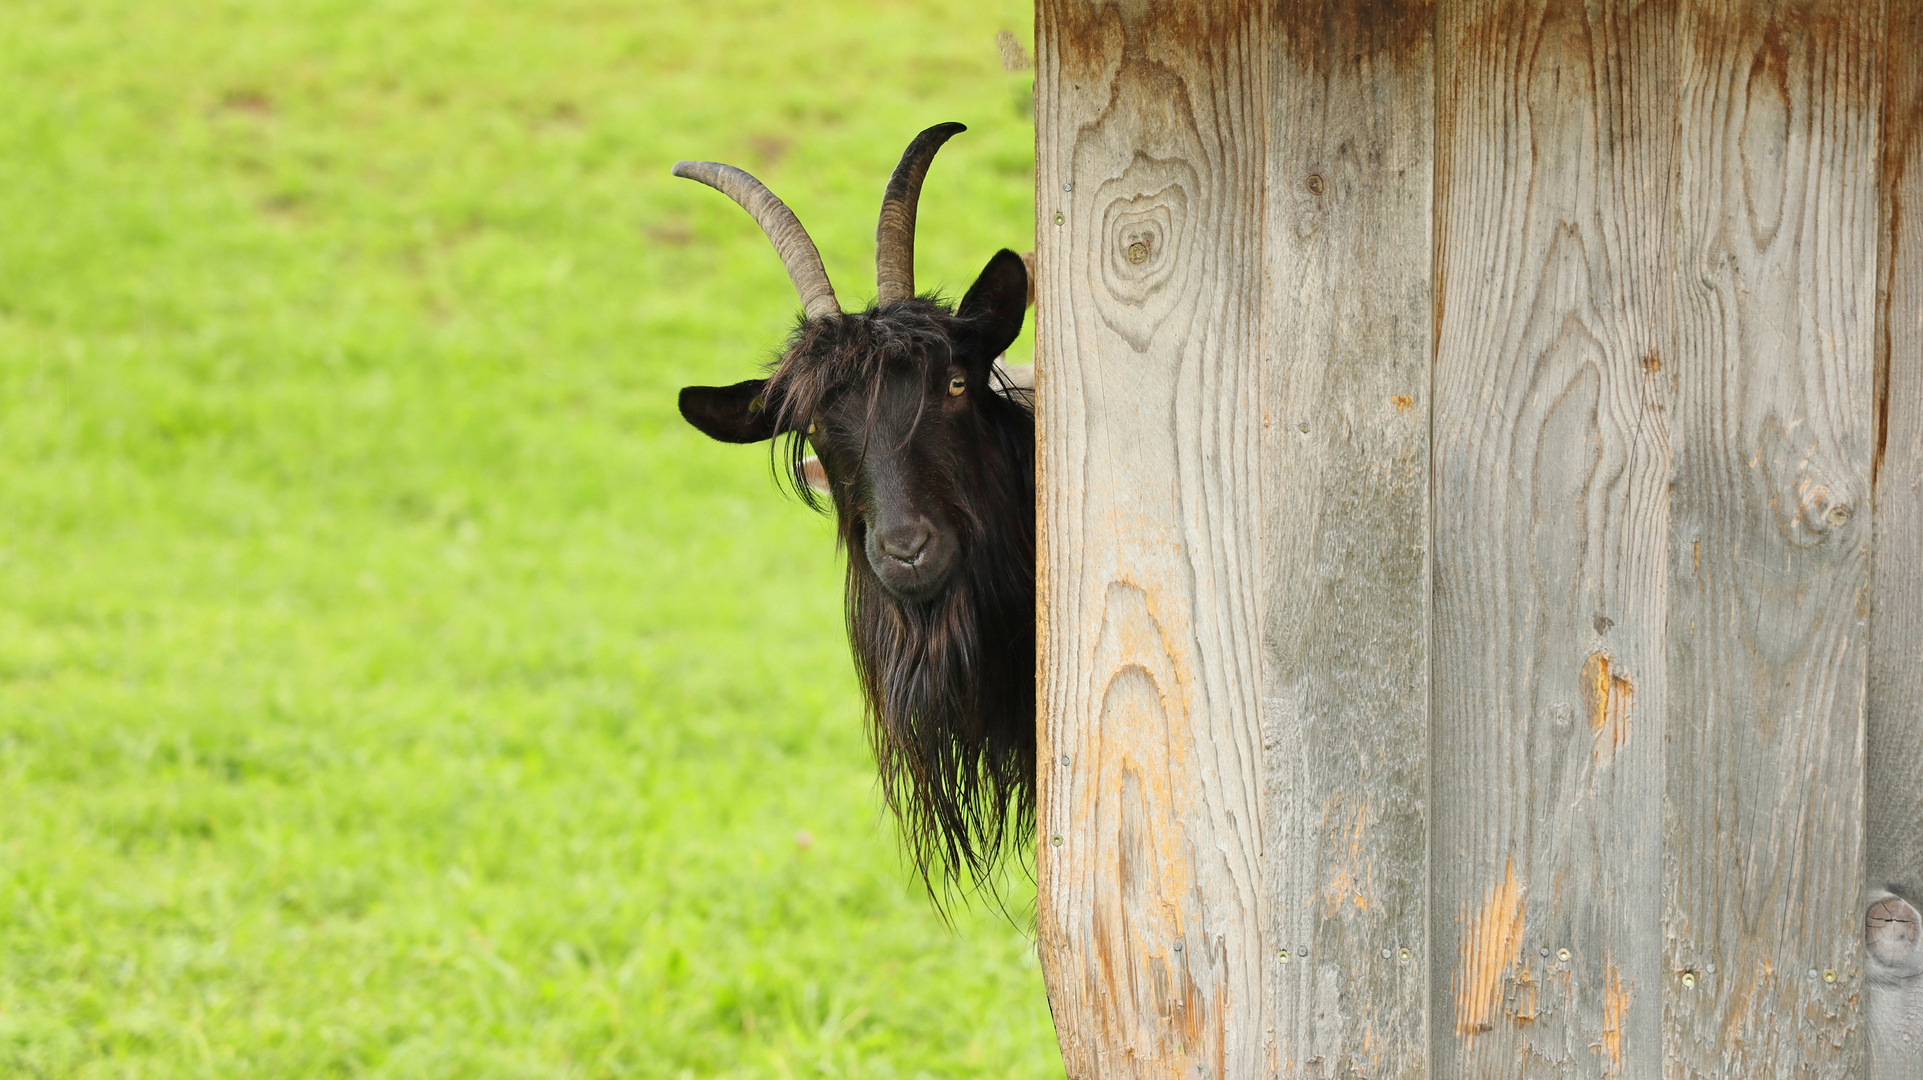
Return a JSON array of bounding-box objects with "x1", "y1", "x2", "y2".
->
[{"x1": 0, "y1": 1, "x2": 1056, "y2": 1075}]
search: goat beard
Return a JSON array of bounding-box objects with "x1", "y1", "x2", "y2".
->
[{"x1": 845, "y1": 539, "x2": 1035, "y2": 894}]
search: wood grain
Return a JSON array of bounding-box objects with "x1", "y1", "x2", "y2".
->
[
  {"x1": 1869, "y1": 4, "x2": 1923, "y2": 921},
  {"x1": 1033, "y1": 2, "x2": 1269, "y2": 1077},
  {"x1": 1262, "y1": 3, "x2": 1434, "y2": 1077},
  {"x1": 1662, "y1": 2, "x2": 1882, "y2": 1075},
  {"x1": 1429, "y1": 2, "x2": 1676, "y2": 1075},
  {"x1": 1032, "y1": 3, "x2": 1897, "y2": 1071}
]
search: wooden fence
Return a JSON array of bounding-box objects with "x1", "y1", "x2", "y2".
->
[{"x1": 1030, "y1": 1, "x2": 1920, "y2": 1076}]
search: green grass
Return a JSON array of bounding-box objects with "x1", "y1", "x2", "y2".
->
[{"x1": 0, "y1": 1, "x2": 1054, "y2": 1075}]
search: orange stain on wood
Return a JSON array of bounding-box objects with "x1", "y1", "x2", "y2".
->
[
  {"x1": 1513, "y1": 966, "x2": 1537, "y2": 1022},
  {"x1": 1582, "y1": 652, "x2": 1632, "y2": 767},
  {"x1": 1319, "y1": 794, "x2": 1377, "y2": 916},
  {"x1": 1602, "y1": 958, "x2": 1629, "y2": 1073},
  {"x1": 1391, "y1": 394, "x2": 1414, "y2": 411},
  {"x1": 1454, "y1": 858, "x2": 1524, "y2": 1036},
  {"x1": 1325, "y1": 866, "x2": 1358, "y2": 917}
]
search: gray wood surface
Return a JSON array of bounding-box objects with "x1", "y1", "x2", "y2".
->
[
  {"x1": 1034, "y1": 2, "x2": 1899, "y2": 1073},
  {"x1": 1662, "y1": 1, "x2": 1881, "y2": 1076},
  {"x1": 1262, "y1": 3, "x2": 1434, "y2": 1077},
  {"x1": 1033, "y1": 2, "x2": 1269, "y2": 1077},
  {"x1": 1428, "y1": 2, "x2": 1675, "y2": 1075},
  {"x1": 1869, "y1": 3, "x2": 1923, "y2": 915},
  {"x1": 1870, "y1": 14, "x2": 1923, "y2": 1076}
]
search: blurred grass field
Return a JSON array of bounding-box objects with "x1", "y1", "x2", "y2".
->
[{"x1": 0, "y1": 1, "x2": 1055, "y2": 1075}]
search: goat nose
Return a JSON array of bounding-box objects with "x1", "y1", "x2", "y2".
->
[{"x1": 879, "y1": 525, "x2": 931, "y2": 563}]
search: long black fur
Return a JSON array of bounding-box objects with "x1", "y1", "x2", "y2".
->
[{"x1": 761, "y1": 299, "x2": 1035, "y2": 894}]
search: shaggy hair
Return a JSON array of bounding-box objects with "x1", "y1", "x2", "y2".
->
[
  {"x1": 764, "y1": 299, "x2": 1035, "y2": 893},
  {"x1": 673, "y1": 123, "x2": 1032, "y2": 899}
]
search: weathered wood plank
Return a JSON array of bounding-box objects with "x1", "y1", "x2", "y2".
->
[
  {"x1": 1429, "y1": 1, "x2": 1676, "y2": 1075},
  {"x1": 1869, "y1": 9, "x2": 1923, "y2": 1075},
  {"x1": 1033, "y1": 2, "x2": 1269, "y2": 1077},
  {"x1": 1869, "y1": 1, "x2": 1923, "y2": 915},
  {"x1": 1262, "y1": 3, "x2": 1434, "y2": 1077},
  {"x1": 1662, "y1": 2, "x2": 1881, "y2": 1075}
]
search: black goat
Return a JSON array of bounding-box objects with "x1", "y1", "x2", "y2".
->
[{"x1": 673, "y1": 123, "x2": 1035, "y2": 892}]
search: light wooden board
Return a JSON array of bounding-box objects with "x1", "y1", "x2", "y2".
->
[
  {"x1": 1869, "y1": 14, "x2": 1923, "y2": 1076},
  {"x1": 1868, "y1": 4, "x2": 1923, "y2": 918},
  {"x1": 1427, "y1": 2, "x2": 1676, "y2": 1075},
  {"x1": 1662, "y1": 1, "x2": 1882, "y2": 1075},
  {"x1": 1033, "y1": 2, "x2": 1269, "y2": 1077},
  {"x1": 1262, "y1": 3, "x2": 1434, "y2": 1077},
  {"x1": 1034, "y1": 2, "x2": 1899, "y2": 1072}
]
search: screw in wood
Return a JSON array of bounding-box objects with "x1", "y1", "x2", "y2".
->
[
  {"x1": 1127, "y1": 241, "x2": 1148, "y2": 264},
  {"x1": 1557, "y1": 948, "x2": 1570, "y2": 963},
  {"x1": 1824, "y1": 969, "x2": 1838, "y2": 984},
  {"x1": 1050, "y1": 835, "x2": 1062, "y2": 847},
  {"x1": 1060, "y1": 754, "x2": 1070, "y2": 767},
  {"x1": 1173, "y1": 941, "x2": 1183, "y2": 952},
  {"x1": 1706, "y1": 962, "x2": 1716, "y2": 974},
  {"x1": 1380, "y1": 948, "x2": 1391, "y2": 959},
  {"x1": 1278, "y1": 950, "x2": 1290, "y2": 964},
  {"x1": 1053, "y1": 212, "x2": 1064, "y2": 226},
  {"x1": 1063, "y1": 182, "x2": 1072, "y2": 192},
  {"x1": 1807, "y1": 968, "x2": 1819, "y2": 980},
  {"x1": 1398, "y1": 948, "x2": 1411, "y2": 963},
  {"x1": 1681, "y1": 971, "x2": 1697, "y2": 988}
]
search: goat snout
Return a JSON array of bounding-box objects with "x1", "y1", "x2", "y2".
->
[
  {"x1": 878, "y1": 522, "x2": 932, "y2": 565},
  {"x1": 863, "y1": 515, "x2": 954, "y2": 601}
]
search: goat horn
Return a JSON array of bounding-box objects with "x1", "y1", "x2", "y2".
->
[
  {"x1": 875, "y1": 122, "x2": 965, "y2": 306},
  {"x1": 672, "y1": 160, "x2": 840, "y2": 320}
]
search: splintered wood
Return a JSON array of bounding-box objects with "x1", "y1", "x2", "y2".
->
[{"x1": 1035, "y1": 1, "x2": 1905, "y2": 1076}]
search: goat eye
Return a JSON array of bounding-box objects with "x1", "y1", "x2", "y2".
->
[{"x1": 948, "y1": 376, "x2": 966, "y2": 397}]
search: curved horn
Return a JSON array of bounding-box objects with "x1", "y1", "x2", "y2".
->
[
  {"x1": 875, "y1": 122, "x2": 965, "y2": 306},
  {"x1": 672, "y1": 160, "x2": 840, "y2": 320}
]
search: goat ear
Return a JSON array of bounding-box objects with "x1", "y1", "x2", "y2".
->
[
  {"x1": 956, "y1": 248, "x2": 1028, "y2": 361},
  {"x1": 678, "y1": 378, "x2": 785, "y2": 444}
]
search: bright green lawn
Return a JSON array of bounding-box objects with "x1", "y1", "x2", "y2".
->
[{"x1": 0, "y1": 2, "x2": 1055, "y2": 1075}]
